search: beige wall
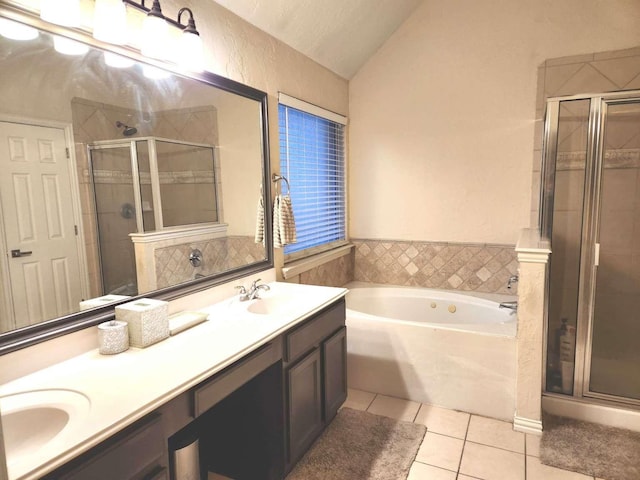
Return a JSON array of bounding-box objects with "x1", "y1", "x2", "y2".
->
[{"x1": 349, "y1": 0, "x2": 640, "y2": 245}]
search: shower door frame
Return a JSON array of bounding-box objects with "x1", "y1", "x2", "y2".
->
[{"x1": 541, "y1": 89, "x2": 640, "y2": 408}]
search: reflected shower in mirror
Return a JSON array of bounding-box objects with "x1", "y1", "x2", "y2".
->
[{"x1": 0, "y1": 18, "x2": 270, "y2": 338}]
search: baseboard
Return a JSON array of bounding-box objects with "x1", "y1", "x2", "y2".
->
[{"x1": 513, "y1": 414, "x2": 543, "y2": 435}]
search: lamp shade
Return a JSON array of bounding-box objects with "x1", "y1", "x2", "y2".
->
[
  {"x1": 40, "y1": 0, "x2": 81, "y2": 27},
  {"x1": 93, "y1": 0, "x2": 127, "y2": 45},
  {"x1": 53, "y1": 35, "x2": 89, "y2": 56},
  {"x1": 141, "y1": 13, "x2": 169, "y2": 60},
  {"x1": 0, "y1": 18, "x2": 39, "y2": 41},
  {"x1": 178, "y1": 30, "x2": 204, "y2": 72},
  {"x1": 104, "y1": 51, "x2": 135, "y2": 68}
]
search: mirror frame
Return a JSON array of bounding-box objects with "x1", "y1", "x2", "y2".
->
[{"x1": 0, "y1": 5, "x2": 273, "y2": 355}]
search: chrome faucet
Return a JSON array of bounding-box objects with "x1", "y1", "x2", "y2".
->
[
  {"x1": 236, "y1": 278, "x2": 270, "y2": 301},
  {"x1": 499, "y1": 301, "x2": 518, "y2": 312},
  {"x1": 507, "y1": 274, "x2": 519, "y2": 290}
]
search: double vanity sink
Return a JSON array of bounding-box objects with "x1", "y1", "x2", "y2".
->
[{"x1": 0, "y1": 281, "x2": 347, "y2": 480}]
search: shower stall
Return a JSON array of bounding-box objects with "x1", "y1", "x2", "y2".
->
[
  {"x1": 541, "y1": 91, "x2": 640, "y2": 408},
  {"x1": 88, "y1": 137, "x2": 218, "y2": 296}
]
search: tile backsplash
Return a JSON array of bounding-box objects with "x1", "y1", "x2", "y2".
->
[{"x1": 353, "y1": 239, "x2": 518, "y2": 294}]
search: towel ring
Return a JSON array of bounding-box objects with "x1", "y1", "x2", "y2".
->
[{"x1": 272, "y1": 173, "x2": 291, "y2": 194}]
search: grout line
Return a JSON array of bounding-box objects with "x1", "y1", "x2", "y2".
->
[
  {"x1": 456, "y1": 413, "x2": 472, "y2": 475},
  {"x1": 364, "y1": 393, "x2": 377, "y2": 412},
  {"x1": 411, "y1": 403, "x2": 421, "y2": 423},
  {"x1": 464, "y1": 439, "x2": 526, "y2": 456}
]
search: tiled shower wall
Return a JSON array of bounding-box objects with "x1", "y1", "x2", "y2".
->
[
  {"x1": 71, "y1": 98, "x2": 219, "y2": 296},
  {"x1": 530, "y1": 46, "x2": 640, "y2": 225},
  {"x1": 353, "y1": 239, "x2": 518, "y2": 295}
]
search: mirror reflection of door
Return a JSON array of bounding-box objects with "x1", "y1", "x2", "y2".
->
[{"x1": 0, "y1": 120, "x2": 86, "y2": 330}]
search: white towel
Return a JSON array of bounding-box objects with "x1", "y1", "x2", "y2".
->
[
  {"x1": 273, "y1": 194, "x2": 296, "y2": 248},
  {"x1": 254, "y1": 194, "x2": 264, "y2": 244}
]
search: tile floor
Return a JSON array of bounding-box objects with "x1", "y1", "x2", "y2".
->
[{"x1": 343, "y1": 389, "x2": 611, "y2": 480}]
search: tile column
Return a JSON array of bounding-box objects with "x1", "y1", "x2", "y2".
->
[{"x1": 513, "y1": 228, "x2": 550, "y2": 435}]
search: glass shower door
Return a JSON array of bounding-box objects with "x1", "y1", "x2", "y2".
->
[
  {"x1": 89, "y1": 145, "x2": 139, "y2": 296},
  {"x1": 587, "y1": 100, "x2": 640, "y2": 401}
]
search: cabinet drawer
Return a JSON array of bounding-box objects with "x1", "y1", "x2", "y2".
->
[
  {"x1": 285, "y1": 299, "x2": 345, "y2": 363},
  {"x1": 193, "y1": 337, "x2": 282, "y2": 416},
  {"x1": 53, "y1": 414, "x2": 164, "y2": 480}
]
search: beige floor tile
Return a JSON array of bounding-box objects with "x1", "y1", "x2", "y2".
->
[
  {"x1": 407, "y1": 462, "x2": 456, "y2": 480},
  {"x1": 526, "y1": 455, "x2": 593, "y2": 479},
  {"x1": 342, "y1": 388, "x2": 376, "y2": 411},
  {"x1": 414, "y1": 432, "x2": 464, "y2": 471},
  {"x1": 466, "y1": 415, "x2": 525, "y2": 453},
  {"x1": 457, "y1": 476, "x2": 482, "y2": 480},
  {"x1": 367, "y1": 394, "x2": 420, "y2": 422},
  {"x1": 459, "y1": 442, "x2": 525, "y2": 480},
  {"x1": 526, "y1": 433, "x2": 541, "y2": 457},
  {"x1": 414, "y1": 404, "x2": 470, "y2": 439}
]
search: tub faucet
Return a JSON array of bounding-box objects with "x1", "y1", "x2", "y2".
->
[
  {"x1": 236, "y1": 279, "x2": 270, "y2": 301},
  {"x1": 499, "y1": 301, "x2": 518, "y2": 312},
  {"x1": 507, "y1": 275, "x2": 519, "y2": 290}
]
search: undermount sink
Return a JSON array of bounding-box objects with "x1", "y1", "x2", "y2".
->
[{"x1": 1, "y1": 389, "x2": 91, "y2": 463}]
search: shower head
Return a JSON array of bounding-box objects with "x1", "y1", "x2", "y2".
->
[{"x1": 115, "y1": 121, "x2": 138, "y2": 137}]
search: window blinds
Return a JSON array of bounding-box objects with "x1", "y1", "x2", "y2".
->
[{"x1": 278, "y1": 98, "x2": 346, "y2": 257}]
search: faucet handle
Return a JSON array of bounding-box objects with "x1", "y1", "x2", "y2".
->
[
  {"x1": 250, "y1": 278, "x2": 262, "y2": 288},
  {"x1": 235, "y1": 285, "x2": 247, "y2": 294}
]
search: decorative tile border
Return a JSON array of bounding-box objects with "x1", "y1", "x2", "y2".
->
[
  {"x1": 298, "y1": 249, "x2": 355, "y2": 287},
  {"x1": 353, "y1": 238, "x2": 518, "y2": 294}
]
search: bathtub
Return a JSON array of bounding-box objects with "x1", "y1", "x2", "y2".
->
[{"x1": 345, "y1": 282, "x2": 518, "y2": 420}]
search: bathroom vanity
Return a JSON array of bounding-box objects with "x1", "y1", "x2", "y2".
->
[{"x1": 0, "y1": 282, "x2": 347, "y2": 480}]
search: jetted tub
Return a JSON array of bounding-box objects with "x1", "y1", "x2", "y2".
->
[{"x1": 345, "y1": 282, "x2": 517, "y2": 420}]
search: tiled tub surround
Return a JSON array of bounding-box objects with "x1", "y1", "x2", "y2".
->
[
  {"x1": 154, "y1": 236, "x2": 266, "y2": 289},
  {"x1": 353, "y1": 239, "x2": 518, "y2": 295},
  {"x1": 297, "y1": 249, "x2": 355, "y2": 287}
]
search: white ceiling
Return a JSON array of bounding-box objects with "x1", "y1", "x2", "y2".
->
[{"x1": 212, "y1": 0, "x2": 424, "y2": 79}]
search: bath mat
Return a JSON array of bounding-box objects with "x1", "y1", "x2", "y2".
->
[
  {"x1": 540, "y1": 414, "x2": 640, "y2": 480},
  {"x1": 286, "y1": 407, "x2": 426, "y2": 480}
]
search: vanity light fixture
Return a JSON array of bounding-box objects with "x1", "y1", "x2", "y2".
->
[
  {"x1": 177, "y1": 8, "x2": 204, "y2": 72},
  {"x1": 104, "y1": 51, "x2": 135, "y2": 68},
  {"x1": 40, "y1": 0, "x2": 81, "y2": 28},
  {"x1": 93, "y1": 0, "x2": 128, "y2": 45},
  {"x1": 139, "y1": 0, "x2": 170, "y2": 60},
  {"x1": 53, "y1": 35, "x2": 89, "y2": 55},
  {"x1": 0, "y1": 18, "x2": 39, "y2": 41},
  {"x1": 142, "y1": 63, "x2": 171, "y2": 80}
]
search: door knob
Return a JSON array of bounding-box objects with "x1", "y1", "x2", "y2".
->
[{"x1": 11, "y1": 249, "x2": 32, "y2": 258}]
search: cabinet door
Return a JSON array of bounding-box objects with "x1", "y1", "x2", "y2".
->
[
  {"x1": 287, "y1": 348, "x2": 323, "y2": 464},
  {"x1": 323, "y1": 326, "x2": 347, "y2": 421}
]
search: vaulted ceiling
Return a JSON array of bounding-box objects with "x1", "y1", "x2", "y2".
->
[{"x1": 212, "y1": 0, "x2": 424, "y2": 79}]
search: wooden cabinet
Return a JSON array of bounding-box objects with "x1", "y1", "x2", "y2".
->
[
  {"x1": 43, "y1": 297, "x2": 346, "y2": 480},
  {"x1": 284, "y1": 299, "x2": 347, "y2": 470},
  {"x1": 43, "y1": 414, "x2": 165, "y2": 480},
  {"x1": 323, "y1": 326, "x2": 347, "y2": 422}
]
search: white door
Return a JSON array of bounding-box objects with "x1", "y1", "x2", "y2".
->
[{"x1": 0, "y1": 121, "x2": 83, "y2": 329}]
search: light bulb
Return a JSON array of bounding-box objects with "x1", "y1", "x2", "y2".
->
[
  {"x1": 53, "y1": 36, "x2": 89, "y2": 56},
  {"x1": 178, "y1": 30, "x2": 204, "y2": 72},
  {"x1": 40, "y1": 0, "x2": 81, "y2": 27},
  {"x1": 142, "y1": 64, "x2": 170, "y2": 80},
  {"x1": 93, "y1": 0, "x2": 127, "y2": 45},
  {"x1": 0, "y1": 18, "x2": 39, "y2": 41},
  {"x1": 104, "y1": 51, "x2": 135, "y2": 68},
  {"x1": 141, "y1": 14, "x2": 169, "y2": 60}
]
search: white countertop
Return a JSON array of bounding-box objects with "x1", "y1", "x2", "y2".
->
[{"x1": 0, "y1": 282, "x2": 347, "y2": 480}]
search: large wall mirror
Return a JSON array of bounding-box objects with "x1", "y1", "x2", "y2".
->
[{"x1": 0, "y1": 8, "x2": 272, "y2": 353}]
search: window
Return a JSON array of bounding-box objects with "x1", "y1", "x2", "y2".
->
[{"x1": 278, "y1": 94, "x2": 347, "y2": 259}]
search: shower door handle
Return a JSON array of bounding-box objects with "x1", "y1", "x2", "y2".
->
[
  {"x1": 594, "y1": 243, "x2": 600, "y2": 267},
  {"x1": 11, "y1": 249, "x2": 32, "y2": 258}
]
